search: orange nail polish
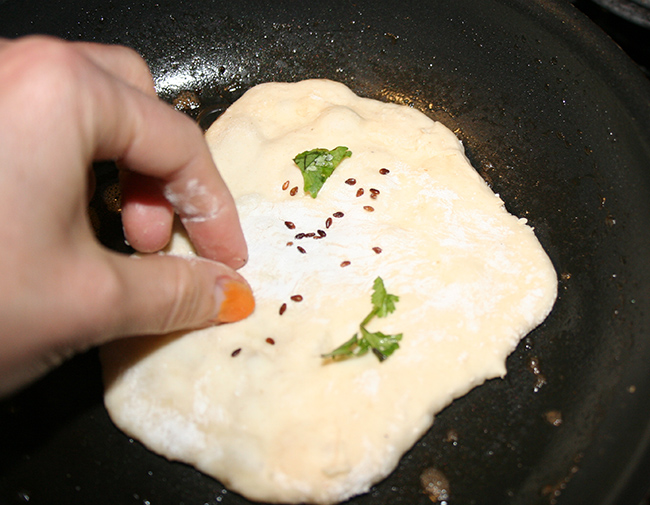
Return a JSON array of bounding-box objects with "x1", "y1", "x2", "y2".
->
[{"x1": 217, "y1": 280, "x2": 255, "y2": 323}]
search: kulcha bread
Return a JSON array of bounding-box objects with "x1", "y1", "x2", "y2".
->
[{"x1": 101, "y1": 79, "x2": 557, "y2": 504}]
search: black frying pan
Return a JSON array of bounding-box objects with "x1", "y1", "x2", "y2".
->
[{"x1": 1, "y1": 0, "x2": 650, "y2": 504}]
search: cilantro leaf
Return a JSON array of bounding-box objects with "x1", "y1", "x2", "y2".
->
[
  {"x1": 360, "y1": 327, "x2": 403, "y2": 362},
  {"x1": 293, "y1": 146, "x2": 352, "y2": 198},
  {"x1": 371, "y1": 276, "x2": 400, "y2": 318},
  {"x1": 322, "y1": 277, "x2": 402, "y2": 363}
]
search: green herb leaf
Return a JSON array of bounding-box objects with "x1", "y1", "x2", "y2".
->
[
  {"x1": 370, "y1": 276, "x2": 400, "y2": 318},
  {"x1": 293, "y1": 146, "x2": 352, "y2": 198},
  {"x1": 322, "y1": 277, "x2": 402, "y2": 363},
  {"x1": 360, "y1": 327, "x2": 403, "y2": 362}
]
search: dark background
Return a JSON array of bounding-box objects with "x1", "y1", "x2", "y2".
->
[{"x1": 573, "y1": 0, "x2": 650, "y2": 78}]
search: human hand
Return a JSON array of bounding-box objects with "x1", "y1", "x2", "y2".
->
[{"x1": 0, "y1": 36, "x2": 254, "y2": 396}]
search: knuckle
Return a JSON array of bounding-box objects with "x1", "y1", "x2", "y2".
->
[
  {"x1": 2, "y1": 37, "x2": 89, "y2": 107},
  {"x1": 16, "y1": 37, "x2": 83, "y2": 78},
  {"x1": 82, "y1": 260, "x2": 124, "y2": 334},
  {"x1": 52, "y1": 255, "x2": 124, "y2": 347},
  {"x1": 121, "y1": 46, "x2": 152, "y2": 77},
  {"x1": 157, "y1": 259, "x2": 213, "y2": 333},
  {"x1": 99, "y1": 43, "x2": 155, "y2": 94}
]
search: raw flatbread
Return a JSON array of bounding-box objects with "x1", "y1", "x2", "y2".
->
[{"x1": 101, "y1": 79, "x2": 557, "y2": 504}]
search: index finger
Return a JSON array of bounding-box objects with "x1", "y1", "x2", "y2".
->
[{"x1": 83, "y1": 48, "x2": 248, "y2": 268}]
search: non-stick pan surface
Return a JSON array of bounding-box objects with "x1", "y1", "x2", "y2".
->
[{"x1": 1, "y1": 0, "x2": 650, "y2": 504}]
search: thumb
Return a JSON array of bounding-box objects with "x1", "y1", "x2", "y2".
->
[
  {"x1": 0, "y1": 252, "x2": 255, "y2": 398},
  {"x1": 100, "y1": 252, "x2": 255, "y2": 338}
]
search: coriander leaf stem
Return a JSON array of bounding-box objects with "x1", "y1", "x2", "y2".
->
[
  {"x1": 322, "y1": 277, "x2": 402, "y2": 362},
  {"x1": 360, "y1": 309, "x2": 378, "y2": 328}
]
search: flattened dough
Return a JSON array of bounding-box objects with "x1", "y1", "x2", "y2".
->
[{"x1": 101, "y1": 79, "x2": 557, "y2": 504}]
